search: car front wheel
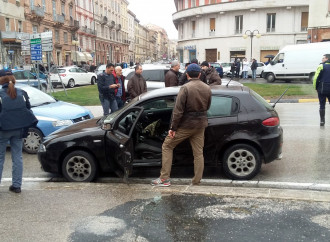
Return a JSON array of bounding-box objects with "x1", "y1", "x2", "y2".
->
[
  {"x1": 266, "y1": 73, "x2": 275, "y2": 83},
  {"x1": 23, "y1": 128, "x2": 43, "y2": 154},
  {"x1": 62, "y1": 151, "x2": 97, "y2": 182},
  {"x1": 222, "y1": 144, "x2": 261, "y2": 180},
  {"x1": 67, "y1": 79, "x2": 75, "y2": 88}
]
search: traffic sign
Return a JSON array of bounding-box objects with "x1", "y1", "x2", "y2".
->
[
  {"x1": 31, "y1": 44, "x2": 41, "y2": 50},
  {"x1": 21, "y1": 51, "x2": 31, "y2": 56},
  {"x1": 42, "y1": 43, "x2": 53, "y2": 52},
  {"x1": 41, "y1": 32, "x2": 52, "y2": 39},
  {"x1": 30, "y1": 38, "x2": 41, "y2": 44},
  {"x1": 8, "y1": 50, "x2": 14, "y2": 54}
]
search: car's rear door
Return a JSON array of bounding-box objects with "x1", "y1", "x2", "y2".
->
[
  {"x1": 105, "y1": 107, "x2": 144, "y2": 180},
  {"x1": 142, "y1": 70, "x2": 164, "y2": 90}
]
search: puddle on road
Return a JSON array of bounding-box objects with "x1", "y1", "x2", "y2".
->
[{"x1": 69, "y1": 194, "x2": 330, "y2": 242}]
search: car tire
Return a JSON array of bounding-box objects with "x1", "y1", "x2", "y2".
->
[
  {"x1": 62, "y1": 151, "x2": 97, "y2": 182},
  {"x1": 52, "y1": 84, "x2": 57, "y2": 88},
  {"x1": 222, "y1": 144, "x2": 261, "y2": 180},
  {"x1": 67, "y1": 79, "x2": 75, "y2": 88},
  {"x1": 23, "y1": 128, "x2": 43, "y2": 154},
  {"x1": 266, "y1": 73, "x2": 275, "y2": 83},
  {"x1": 91, "y1": 76, "x2": 96, "y2": 85}
]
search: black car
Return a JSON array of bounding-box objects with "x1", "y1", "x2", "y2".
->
[{"x1": 38, "y1": 86, "x2": 283, "y2": 182}]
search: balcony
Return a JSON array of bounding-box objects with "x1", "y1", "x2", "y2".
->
[
  {"x1": 28, "y1": 6, "x2": 45, "y2": 21},
  {"x1": 70, "y1": 19, "x2": 80, "y2": 32},
  {"x1": 53, "y1": 14, "x2": 65, "y2": 27},
  {"x1": 116, "y1": 24, "x2": 121, "y2": 31},
  {"x1": 101, "y1": 16, "x2": 108, "y2": 25}
]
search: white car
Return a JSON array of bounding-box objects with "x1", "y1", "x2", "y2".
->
[
  {"x1": 50, "y1": 66, "x2": 97, "y2": 88},
  {"x1": 123, "y1": 64, "x2": 242, "y2": 91}
]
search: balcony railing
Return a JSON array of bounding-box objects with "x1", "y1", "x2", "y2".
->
[
  {"x1": 54, "y1": 14, "x2": 65, "y2": 23},
  {"x1": 31, "y1": 6, "x2": 45, "y2": 17},
  {"x1": 109, "y1": 21, "x2": 115, "y2": 29},
  {"x1": 101, "y1": 16, "x2": 108, "y2": 25}
]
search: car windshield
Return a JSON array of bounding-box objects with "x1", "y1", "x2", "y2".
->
[
  {"x1": 21, "y1": 86, "x2": 56, "y2": 107},
  {"x1": 222, "y1": 63, "x2": 231, "y2": 67}
]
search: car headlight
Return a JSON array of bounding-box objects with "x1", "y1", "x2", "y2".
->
[{"x1": 52, "y1": 120, "x2": 73, "y2": 127}]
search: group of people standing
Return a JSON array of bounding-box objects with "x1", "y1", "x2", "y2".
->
[
  {"x1": 166, "y1": 59, "x2": 222, "y2": 88},
  {"x1": 230, "y1": 58, "x2": 258, "y2": 80},
  {"x1": 97, "y1": 63, "x2": 147, "y2": 116}
]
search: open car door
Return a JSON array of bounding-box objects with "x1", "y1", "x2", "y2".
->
[{"x1": 105, "y1": 107, "x2": 144, "y2": 182}]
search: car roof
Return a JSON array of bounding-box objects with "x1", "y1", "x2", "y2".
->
[{"x1": 139, "y1": 85, "x2": 248, "y2": 100}]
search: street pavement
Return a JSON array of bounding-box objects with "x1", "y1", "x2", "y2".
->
[{"x1": 1, "y1": 87, "x2": 330, "y2": 241}]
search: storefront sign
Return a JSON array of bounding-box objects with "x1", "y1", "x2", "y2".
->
[{"x1": 184, "y1": 45, "x2": 196, "y2": 50}]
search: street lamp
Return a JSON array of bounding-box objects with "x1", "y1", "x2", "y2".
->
[
  {"x1": 243, "y1": 30, "x2": 261, "y2": 60},
  {"x1": 72, "y1": 39, "x2": 79, "y2": 65}
]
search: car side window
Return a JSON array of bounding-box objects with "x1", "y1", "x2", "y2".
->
[
  {"x1": 141, "y1": 97, "x2": 175, "y2": 110},
  {"x1": 142, "y1": 70, "x2": 161, "y2": 82},
  {"x1": 69, "y1": 68, "x2": 77, "y2": 72},
  {"x1": 208, "y1": 96, "x2": 237, "y2": 118},
  {"x1": 257, "y1": 63, "x2": 264, "y2": 67},
  {"x1": 116, "y1": 110, "x2": 141, "y2": 136}
]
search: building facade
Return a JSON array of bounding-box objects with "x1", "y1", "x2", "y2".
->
[
  {"x1": 173, "y1": 0, "x2": 309, "y2": 63},
  {"x1": 127, "y1": 10, "x2": 135, "y2": 63},
  {"x1": 308, "y1": 0, "x2": 330, "y2": 43}
]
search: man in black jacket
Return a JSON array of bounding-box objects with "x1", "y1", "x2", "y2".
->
[{"x1": 97, "y1": 63, "x2": 119, "y2": 115}]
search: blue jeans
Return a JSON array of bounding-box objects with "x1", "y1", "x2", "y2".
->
[
  {"x1": 116, "y1": 96, "x2": 124, "y2": 109},
  {"x1": 0, "y1": 129, "x2": 23, "y2": 188},
  {"x1": 99, "y1": 95, "x2": 118, "y2": 115},
  {"x1": 252, "y1": 69, "x2": 257, "y2": 79},
  {"x1": 242, "y1": 71, "x2": 248, "y2": 79}
]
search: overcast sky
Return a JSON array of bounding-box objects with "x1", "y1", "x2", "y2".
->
[{"x1": 127, "y1": 0, "x2": 178, "y2": 39}]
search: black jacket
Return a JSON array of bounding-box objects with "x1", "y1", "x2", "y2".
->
[{"x1": 97, "y1": 72, "x2": 116, "y2": 99}]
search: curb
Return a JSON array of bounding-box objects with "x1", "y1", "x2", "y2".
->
[{"x1": 266, "y1": 98, "x2": 318, "y2": 103}]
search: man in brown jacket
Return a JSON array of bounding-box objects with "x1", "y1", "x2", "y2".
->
[
  {"x1": 151, "y1": 63, "x2": 212, "y2": 187},
  {"x1": 165, "y1": 60, "x2": 180, "y2": 87},
  {"x1": 201, "y1": 61, "x2": 222, "y2": 85},
  {"x1": 127, "y1": 64, "x2": 147, "y2": 99}
]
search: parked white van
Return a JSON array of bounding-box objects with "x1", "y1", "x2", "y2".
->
[{"x1": 262, "y1": 42, "x2": 330, "y2": 83}]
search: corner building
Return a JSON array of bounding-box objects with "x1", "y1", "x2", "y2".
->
[{"x1": 173, "y1": 0, "x2": 309, "y2": 63}]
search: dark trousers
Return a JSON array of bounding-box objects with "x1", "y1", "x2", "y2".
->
[
  {"x1": 317, "y1": 91, "x2": 330, "y2": 109},
  {"x1": 116, "y1": 96, "x2": 124, "y2": 109}
]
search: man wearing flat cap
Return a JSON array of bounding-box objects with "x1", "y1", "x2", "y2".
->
[
  {"x1": 200, "y1": 61, "x2": 222, "y2": 85},
  {"x1": 151, "y1": 63, "x2": 212, "y2": 186}
]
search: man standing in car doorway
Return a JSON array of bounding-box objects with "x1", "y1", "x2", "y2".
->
[
  {"x1": 151, "y1": 63, "x2": 212, "y2": 186},
  {"x1": 97, "y1": 63, "x2": 119, "y2": 115}
]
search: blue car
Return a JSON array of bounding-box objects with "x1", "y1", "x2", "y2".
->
[
  {"x1": 12, "y1": 70, "x2": 48, "y2": 92},
  {"x1": 0, "y1": 84, "x2": 94, "y2": 153}
]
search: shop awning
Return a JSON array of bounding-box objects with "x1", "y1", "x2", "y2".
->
[
  {"x1": 71, "y1": 51, "x2": 87, "y2": 62},
  {"x1": 83, "y1": 52, "x2": 93, "y2": 61}
]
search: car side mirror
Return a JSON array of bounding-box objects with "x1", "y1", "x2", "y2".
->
[{"x1": 102, "y1": 121, "x2": 112, "y2": 131}]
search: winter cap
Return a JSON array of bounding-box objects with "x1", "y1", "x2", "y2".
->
[
  {"x1": 201, "y1": 61, "x2": 209, "y2": 67},
  {"x1": 0, "y1": 69, "x2": 13, "y2": 77},
  {"x1": 186, "y1": 63, "x2": 201, "y2": 72}
]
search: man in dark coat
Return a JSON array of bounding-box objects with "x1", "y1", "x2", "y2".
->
[
  {"x1": 127, "y1": 64, "x2": 147, "y2": 99},
  {"x1": 165, "y1": 60, "x2": 180, "y2": 87},
  {"x1": 200, "y1": 61, "x2": 222, "y2": 85}
]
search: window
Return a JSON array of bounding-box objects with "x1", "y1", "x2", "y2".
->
[
  {"x1": 42, "y1": 0, "x2": 46, "y2": 10},
  {"x1": 52, "y1": 0, "x2": 56, "y2": 19},
  {"x1": 209, "y1": 18, "x2": 215, "y2": 31},
  {"x1": 192, "y1": 21, "x2": 196, "y2": 37},
  {"x1": 142, "y1": 70, "x2": 162, "y2": 82},
  {"x1": 18, "y1": 20, "x2": 22, "y2": 32},
  {"x1": 30, "y1": 0, "x2": 34, "y2": 10},
  {"x1": 61, "y1": 3, "x2": 65, "y2": 15},
  {"x1": 267, "y1": 13, "x2": 276, "y2": 32},
  {"x1": 64, "y1": 32, "x2": 68, "y2": 43},
  {"x1": 301, "y1": 12, "x2": 308, "y2": 31},
  {"x1": 141, "y1": 97, "x2": 175, "y2": 111},
  {"x1": 235, "y1": 15, "x2": 243, "y2": 34},
  {"x1": 69, "y1": 6, "x2": 73, "y2": 17},
  {"x1": 5, "y1": 18, "x2": 10, "y2": 31},
  {"x1": 191, "y1": 0, "x2": 196, "y2": 7},
  {"x1": 32, "y1": 25, "x2": 38, "y2": 34},
  {"x1": 207, "y1": 96, "x2": 235, "y2": 118},
  {"x1": 55, "y1": 30, "x2": 59, "y2": 43},
  {"x1": 272, "y1": 53, "x2": 284, "y2": 64}
]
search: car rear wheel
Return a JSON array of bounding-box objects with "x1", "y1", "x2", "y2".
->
[
  {"x1": 91, "y1": 76, "x2": 96, "y2": 85},
  {"x1": 67, "y1": 79, "x2": 75, "y2": 88},
  {"x1": 62, "y1": 151, "x2": 97, "y2": 182},
  {"x1": 222, "y1": 144, "x2": 261, "y2": 180},
  {"x1": 23, "y1": 128, "x2": 43, "y2": 154},
  {"x1": 266, "y1": 73, "x2": 275, "y2": 83}
]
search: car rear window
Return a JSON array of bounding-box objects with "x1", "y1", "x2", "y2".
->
[{"x1": 250, "y1": 89, "x2": 274, "y2": 110}]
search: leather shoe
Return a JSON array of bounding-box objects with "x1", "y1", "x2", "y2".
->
[{"x1": 9, "y1": 185, "x2": 21, "y2": 193}]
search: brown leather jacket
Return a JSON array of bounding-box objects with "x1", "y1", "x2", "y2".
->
[
  {"x1": 127, "y1": 73, "x2": 147, "y2": 99},
  {"x1": 165, "y1": 69, "x2": 179, "y2": 87},
  {"x1": 203, "y1": 67, "x2": 222, "y2": 86},
  {"x1": 170, "y1": 78, "x2": 212, "y2": 131}
]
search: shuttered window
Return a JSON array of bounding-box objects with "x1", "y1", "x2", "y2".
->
[
  {"x1": 301, "y1": 12, "x2": 308, "y2": 31},
  {"x1": 210, "y1": 18, "x2": 215, "y2": 31}
]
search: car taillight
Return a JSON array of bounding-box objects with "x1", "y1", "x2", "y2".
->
[
  {"x1": 60, "y1": 74, "x2": 66, "y2": 77},
  {"x1": 262, "y1": 117, "x2": 279, "y2": 126}
]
